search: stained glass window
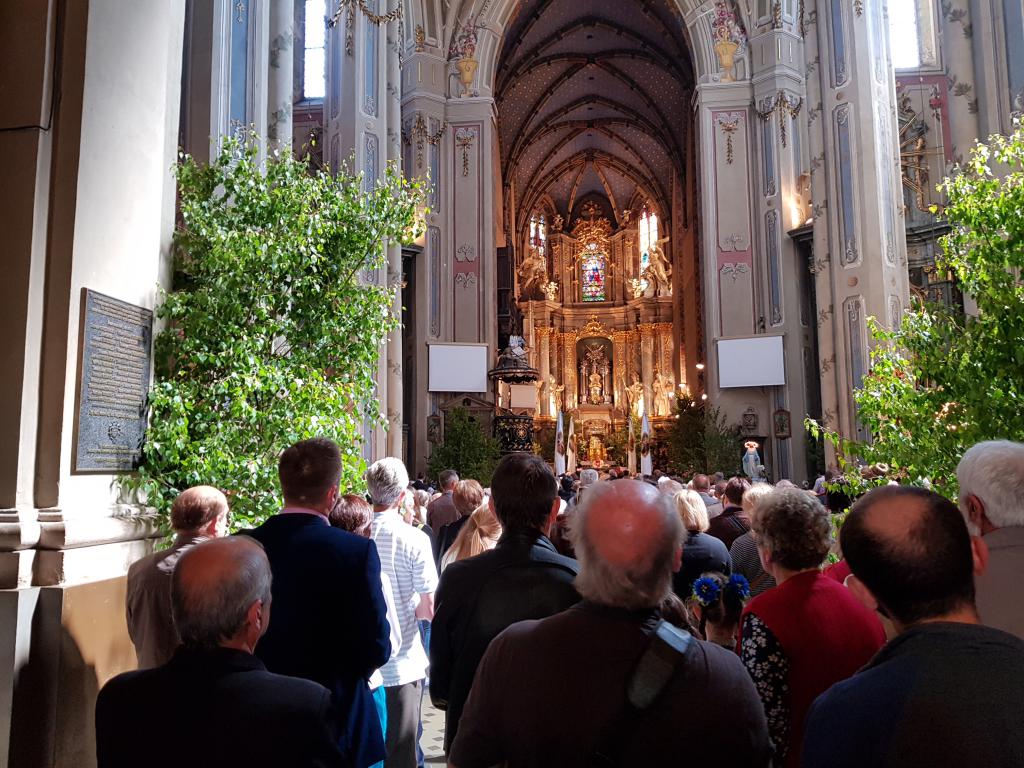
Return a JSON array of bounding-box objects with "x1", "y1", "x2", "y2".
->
[
  {"x1": 530, "y1": 213, "x2": 547, "y2": 255},
  {"x1": 581, "y1": 243, "x2": 606, "y2": 302},
  {"x1": 638, "y1": 206, "x2": 659, "y2": 290}
]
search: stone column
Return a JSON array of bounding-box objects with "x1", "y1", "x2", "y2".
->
[
  {"x1": 806, "y1": 0, "x2": 910, "y2": 441},
  {"x1": 0, "y1": 1, "x2": 186, "y2": 763},
  {"x1": 384, "y1": 10, "x2": 402, "y2": 458},
  {"x1": 267, "y1": 0, "x2": 294, "y2": 154},
  {"x1": 538, "y1": 329, "x2": 551, "y2": 417},
  {"x1": 640, "y1": 324, "x2": 655, "y2": 417},
  {"x1": 325, "y1": 0, "x2": 396, "y2": 459},
  {"x1": 749, "y1": 14, "x2": 809, "y2": 481}
]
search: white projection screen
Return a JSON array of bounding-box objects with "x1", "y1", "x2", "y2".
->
[
  {"x1": 428, "y1": 343, "x2": 489, "y2": 393},
  {"x1": 717, "y1": 336, "x2": 786, "y2": 388}
]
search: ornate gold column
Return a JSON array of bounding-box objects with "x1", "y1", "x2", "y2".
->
[
  {"x1": 564, "y1": 330, "x2": 578, "y2": 409},
  {"x1": 639, "y1": 323, "x2": 657, "y2": 416},
  {"x1": 611, "y1": 330, "x2": 629, "y2": 409},
  {"x1": 537, "y1": 326, "x2": 552, "y2": 417},
  {"x1": 656, "y1": 322, "x2": 674, "y2": 386}
]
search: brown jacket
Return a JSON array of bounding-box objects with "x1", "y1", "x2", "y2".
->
[
  {"x1": 126, "y1": 534, "x2": 208, "y2": 669},
  {"x1": 976, "y1": 525, "x2": 1024, "y2": 640},
  {"x1": 427, "y1": 491, "x2": 459, "y2": 531}
]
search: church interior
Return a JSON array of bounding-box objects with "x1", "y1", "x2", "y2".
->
[{"x1": 1, "y1": 0, "x2": 1023, "y2": 764}]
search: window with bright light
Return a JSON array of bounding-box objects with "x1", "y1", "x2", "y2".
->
[
  {"x1": 581, "y1": 244, "x2": 606, "y2": 302},
  {"x1": 530, "y1": 213, "x2": 547, "y2": 256},
  {"x1": 888, "y1": 0, "x2": 922, "y2": 70},
  {"x1": 303, "y1": 0, "x2": 327, "y2": 99},
  {"x1": 638, "y1": 206, "x2": 659, "y2": 289}
]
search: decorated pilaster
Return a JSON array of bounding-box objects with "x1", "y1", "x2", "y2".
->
[
  {"x1": 805, "y1": 0, "x2": 910, "y2": 441},
  {"x1": 748, "y1": 4, "x2": 809, "y2": 480},
  {"x1": 537, "y1": 327, "x2": 552, "y2": 417},
  {"x1": 325, "y1": 0, "x2": 402, "y2": 460}
]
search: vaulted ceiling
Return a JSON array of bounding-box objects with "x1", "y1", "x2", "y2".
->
[{"x1": 496, "y1": 0, "x2": 693, "y2": 241}]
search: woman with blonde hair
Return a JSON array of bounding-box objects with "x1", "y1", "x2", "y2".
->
[
  {"x1": 440, "y1": 501, "x2": 502, "y2": 571},
  {"x1": 672, "y1": 489, "x2": 732, "y2": 599}
]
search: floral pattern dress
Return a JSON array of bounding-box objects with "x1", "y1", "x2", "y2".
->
[{"x1": 740, "y1": 613, "x2": 790, "y2": 763}]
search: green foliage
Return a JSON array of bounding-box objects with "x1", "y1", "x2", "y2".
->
[
  {"x1": 427, "y1": 408, "x2": 501, "y2": 486},
  {"x1": 124, "y1": 137, "x2": 425, "y2": 527},
  {"x1": 665, "y1": 396, "x2": 743, "y2": 477},
  {"x1": 815, "y1": 122, "x2": 1024, "y2": 498}
]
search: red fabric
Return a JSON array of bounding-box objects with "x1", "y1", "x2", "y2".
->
[
  {"x1": 823, "y1": 558, "x2": 852, "y2": 584},
  {"x1": 741, "y1": 571, "x2": 885, "y2": 768}
]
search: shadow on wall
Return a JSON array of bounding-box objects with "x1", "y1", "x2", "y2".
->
[{"x1": 8, "y1": 577, "x2": 135, "y2": 768}]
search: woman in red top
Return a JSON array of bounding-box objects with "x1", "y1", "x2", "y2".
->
[{"x1": 739, "y1": 489, "x2": 885, "y2": 767}]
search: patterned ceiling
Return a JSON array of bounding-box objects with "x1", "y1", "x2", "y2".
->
[{"x1": 497, "y1": 0, "x2": 693, "y2": 238}]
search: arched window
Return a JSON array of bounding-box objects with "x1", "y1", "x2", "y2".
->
[
  {"x1": 581, "y1": 243, "x2": 606, "y2": 302},
  {"x1": 638, "y1": 206, "x2": 659, "y2": 289},
  {"x1": 303, "y1": 0, "x2": 327, "y2": 99},
  {"x1": 529, "y1": 213, "x2": 547, "y2": 256}
]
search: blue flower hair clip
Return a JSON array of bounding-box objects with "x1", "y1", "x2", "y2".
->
[
  {"x1": 692, "y1": 576, "x2": 722, "y2": 607},
  {"x1": 726, "y1": 573, "x2": 751, "y2": 600}
]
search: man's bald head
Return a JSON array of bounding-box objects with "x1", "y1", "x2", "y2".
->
[
  {"x1": 841, "y1": 485, "x2": 975, "y2": 626},
  {"x1": 172, "y1": 537, "x2": 272, "y2": 651},
  {"x1": 570, "y1": 480, "x2": 683, "y2": 610},
  {"x1": 170, "y1": 485, "x2": 228, "y2": 535}
]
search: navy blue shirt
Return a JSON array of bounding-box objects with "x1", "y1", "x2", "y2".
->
[{"x1": 803, "y1": 621, "x2": 1024, "y2": 768}]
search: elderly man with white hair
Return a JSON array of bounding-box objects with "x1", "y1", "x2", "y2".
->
[
  {"x1": 449, "y1": 480, "x2": 770, "y2": 767},
  {"x1": 957, "y1": 440, "x2": 1024, "y2": 639},
  {"x1": 366, "y1": 457, "x2": 439, "y2": 767}
]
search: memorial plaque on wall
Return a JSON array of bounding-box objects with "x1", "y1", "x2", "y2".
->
[{"x1": 74, "y1": 289, "x2": 153, "y2": 472}]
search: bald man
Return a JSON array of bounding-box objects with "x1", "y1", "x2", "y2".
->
[
  {"x1": 127, "y1": 485, "x2": 229, "y2": 668},
  {"x1": 449, "y1": 480, "x2": 770, "y2": 768},
  {"x1": 98, "y1": 537, "x2": 345, "y2": 768},
  {"x1": 803, "y1": 486, "x2": 1024, "y2": 768}
]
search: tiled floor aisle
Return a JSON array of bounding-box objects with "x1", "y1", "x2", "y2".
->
[{"x1": 421, "y1": 694, "x2": 446, "y2": 764}]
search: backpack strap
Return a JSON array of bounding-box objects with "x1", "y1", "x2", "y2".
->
[{"x1": 592, "y1": 619, "x2": 693, "y2": 766}]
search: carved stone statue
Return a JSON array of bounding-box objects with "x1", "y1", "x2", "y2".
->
[
  {"x1": 653, "y1": 371, "x2": 673, "y2": 417},
  {"x1": 518, "y1": 246, "x2": 548, "y2": 300},
  {"x1": 549, "y1": 374, "x2": 565, "y2": 412},
  {"x1": 625, "y1": 372, "x2": 645, "y2": 416},
  {"x1": 642, "y1": 239, "x2": 672, "y2": 296}
]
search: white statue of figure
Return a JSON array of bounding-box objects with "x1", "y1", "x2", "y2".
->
[
  {"x1": 625, "y1": 372, "x2": 645, "y2": 417},
  {"x1": 549, "y1": 374, "x2": 564, "y2": 413},
  {"x1": 743, "y1": 440, "x2": 765, "y2": 481},
  {"x1": 518, "y1": 246, "x2": 548, "y2": 300},
  {"x1": 653, "y1": 371, "x2": 673, "y2": 416},
  {"x1": 642, "y1": 238, "x2": 672, "y2": 296}
]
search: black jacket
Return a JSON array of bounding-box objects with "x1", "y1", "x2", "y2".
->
[
  {"x1": 241, "y1": 514, "x2": 391, "y2": 768},
  {"x1": 96, "y1": 647, "x2": 345, "y2": 768},
  {"x1": 430, "y1": 530, "x2": 580, "y2": 750}
]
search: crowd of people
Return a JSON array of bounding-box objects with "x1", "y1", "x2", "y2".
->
[{"x1": 98, "y1": 437, "x2": 1024, "y2": 767}]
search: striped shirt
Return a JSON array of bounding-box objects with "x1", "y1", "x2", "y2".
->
[{"x1": 371, "y1": 509, "x2": 439, "y2": 686}]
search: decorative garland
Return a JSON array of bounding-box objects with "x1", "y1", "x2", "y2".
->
[{"x1": 757, "y1": 90, "x2": 803, "y2": 149}]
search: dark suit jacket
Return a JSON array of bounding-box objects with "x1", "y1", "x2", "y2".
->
[
  {"x1": 241, "y1": 513, "x2": 391, "y2": 768},
  {"x1": 96, "y1": 647, "x2": 345, "y2": 768},
  {"x1": 430, "y1": 530, "x2": 580, "y2": 751},
  {"x1": 706, "y1": 505, "x2": 751, "y2": 549},
  {"x1": 435, "y1": 514, "x2": 470, "y2": 564}
]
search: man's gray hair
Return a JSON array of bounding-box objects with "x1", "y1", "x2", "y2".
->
[
  {"x1": 579, "y1": 468, "x2": 599, "y2": 487},
  {"x1": 570, "y1": 482, "x2": 683, "y2": 610},
  {"x1": 172, "y1": 537, "x2": 272, "y2": 650},
  {"x1": 957, "y1": 440, "x2": 1024, "y2": 530},
  {"x1": 366, "y1": 457, "x2": 410, "y2": 508}
]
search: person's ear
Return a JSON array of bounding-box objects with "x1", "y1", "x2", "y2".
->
[
  {"x1": 671, "y1": 544, "x2": 682, "y2": 573},
  {"x1": 846, "y1": 574, "x2": 879, "y2": 614},
  {"x1": 971, "y1": 534, "x2": 990, "y2": 577},
  {"x1": 325, "y1": 485, "x2": 339, "y2": 511},
  {"x1": 489, "y1": 495, "x2": 496, "y2": 515},
  {"x1": 966, "y1": 495, "x2": 986, "y2": 530}
]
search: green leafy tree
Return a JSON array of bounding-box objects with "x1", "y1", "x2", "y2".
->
[
  {"x1": 814, "y1": 122, "x2": 1024, "y2": 498},
  {"x1": 665, "y1": 396, "x2": 742, "y2": 477},
  {"x1": 427, "y1": 408, "x2": 501, "y2": 486},
  {"x1": 125, "y1": 137, "x2": 425, "y2": 526}
]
